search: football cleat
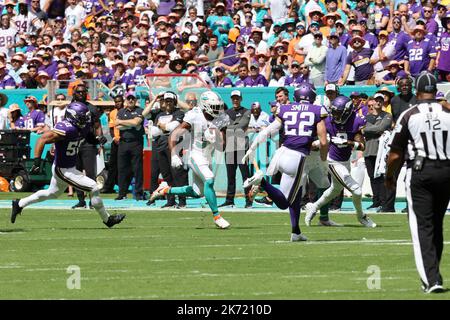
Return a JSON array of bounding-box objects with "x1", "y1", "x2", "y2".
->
[
  {"x1": 71, "y1": 201, "x2": 87, "y2": 209},
  {"x1": 304, "y1": 202, "x2": 317, "y2": 226},
  {"x1": 104, "y1": 214, "x2": 126, "y2": 228},
  {"x1": 214, "y1": 215, "x2": 230, "y2": 229},
  {"x1": 150, "y1": 182, "x2": 170, "y2": 202},
  {"x1": 318, "y1": 219, "x2": 343, "y2": 227},
  {"x1": 255, "y1": 196, "x2": 273, "y2": 207},
  {"x1": 423, "y1": 283, "x2": 445, "y2": 294},
  {"x1": 248, "y1": 185, "x2": 261, "y2": 202},
  {"x1": 290, "y1": 233, "x2": 308, "y2": 242},
  {"x1": 359, "y1": 215, "x2": 377, "y2": 228},
  {"x1": 243, "y1": 170, "x2": 264, "y2": 189},
  {"x1": 11, "y1": 199, "x2": 23, "y2": 224}
]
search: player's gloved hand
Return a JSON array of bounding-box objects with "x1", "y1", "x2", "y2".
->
[
  {"x1": 171, "y1": 154, "x2": 183, "y2": 168},
  {"x1": 96, "y1": 135, "x2": 107, "y2": 146},
  {"x1": 204, "y1": 128, "x2": 216, "y2": 143},
  {"x1": 30, "y1": 158, "x2": 42, "y2": 174},
  {"x1": 242, "y1": 147, "x2": 255, "y2": 164},
  {"x1": 331, "y1": 136, "x2": 348, "y2": 146}
]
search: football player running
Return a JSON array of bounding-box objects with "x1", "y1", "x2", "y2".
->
[
  {"x1": 149, "y1": 90, "x2": 231, "y2": 229},
  {"x1": 11, "y1": 101, "x2": 125, "y2": 228},
  {"x1": 304, "y1": 96, "x2": 376, "y2": 228},
  {"x1": 242, "y1": 83, "x2": 329, "y2": 241}
]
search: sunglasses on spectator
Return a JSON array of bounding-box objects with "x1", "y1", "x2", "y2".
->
[
  {"x1": 424, "y1": 9, "x2": 433, "y2": 13},
  {"x1": 300, "y1": 66, "x2": 308, "y2": 69}
]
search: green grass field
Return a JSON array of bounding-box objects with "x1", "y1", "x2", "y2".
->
[{"x1": 1, "y1": 204, "x2": 449, "y2": 300}]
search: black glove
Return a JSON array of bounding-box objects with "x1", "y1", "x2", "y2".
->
[
  {"x1": 30, "y1": 158, "x2": 42, "y2": 174},
  {"x1": 96, "y1": 135, "x2": 107, "y2": 146}
]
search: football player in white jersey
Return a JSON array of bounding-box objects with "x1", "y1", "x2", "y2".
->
[{"x1": 149, "y1": 90, "x2": 231, "y2": 229}]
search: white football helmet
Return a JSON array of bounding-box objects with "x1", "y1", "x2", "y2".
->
[{"x1": 198, "y1": 90, "x2": 224, "y2": 118}]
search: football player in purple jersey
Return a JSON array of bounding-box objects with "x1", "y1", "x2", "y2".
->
[
  {"x1": 242, "y1": 83, "x2": 329, "y2": 241},
  {"x1": 304, "y1": 96, "x2": 377, "y2": 228},
  {"x1": 11, "y1": 102, "x2": 125, "y2": 228}
]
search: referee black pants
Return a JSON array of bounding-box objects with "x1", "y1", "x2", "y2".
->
[
  {"x1": 118, "y1": 140, "x2": 143, "y2": 198},
  {"x1": 406, "y1": 161, "x2": 450, "y2": 287},
  {"x1": 103, "y1": 141, "x2": 118, "y2": 192},
  {"x1": 225, "y1": 150, "x2": 250, "y2": 202}
]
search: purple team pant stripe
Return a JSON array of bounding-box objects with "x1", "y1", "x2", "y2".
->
[
  {"x1": 328, "y1": 163, "x2": 352, "y2": 193},
  {"x1": 288, "y1": 156, "x2": 306, "y2": 206},
  {"x1": 55, "y1": 167, "x2": 93, "y2": 193}
]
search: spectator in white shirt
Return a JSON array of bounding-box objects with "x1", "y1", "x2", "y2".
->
[{"x1": 248, "y1": 102, "x2": 270, "y2": 132}]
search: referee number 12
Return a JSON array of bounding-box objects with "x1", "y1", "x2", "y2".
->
[{"x1": 425, "y1": 119, "x2": 441, "y2": 131}]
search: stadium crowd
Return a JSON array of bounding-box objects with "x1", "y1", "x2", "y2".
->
[
  {"x1": 0, "y1": 0, "x2": 449, "y2": 212},
  {"x1": 0, "y1": 0, "x2": 448, "y2": 89}
]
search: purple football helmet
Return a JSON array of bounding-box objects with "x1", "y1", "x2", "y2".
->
[
  {"x1": 65, "y1": 102, "x2": 91, "y2": 129},
  {"x1": 330, "y1": 96, "x2": 353, "y2": 124},
  {"x1": 293, "y1": 83, "x2": 317, "y2": 103}
]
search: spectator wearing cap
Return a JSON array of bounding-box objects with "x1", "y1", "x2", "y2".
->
[
  {"x1": 158, "y1": 31, "x2": 175, "y2": 53},
  {"x1": 325, "y1": 32, "x2": 347, "y2": 84},
  {"x1": 243, "y1": 62, "x2": 269, "y2": 87},
  {"x1": 206, "y1": 2, "x2": 234, "y2": 47},
  {"x1": 415, "y1": 18, "x2": 438, "y2": 44},
  {"x1": 7, "y1": 103, "x2": 25, "y2": 130},
  {"x1": 339, "y1": 35, "x2": 374, "y2": 85},
  {"x1": 0, "y1": 62, "x2": 15, "y2": 89},
  {"x1": 304, "y1": 31, "x2": 327, "y2": 86},
  {"x1": 280, "y1": 18, "x2": 297, "y2": 41},
  {"x1": 36, "y1": 70, "x2": 50, "y2": 89},
  {"x1": 18, "y1": 69, "x2": 38, "y2": 89},
  {"x1": 132, "y1": 53, "x2": 153, "y2": 87},
  {"x1": 187, "y1": 35, "x2": 201, "y2": 53},
  {"x1": 435, "y1": 4, "x2": 448, "y2": 39},
  {"x1": 251, "y1": 27, "x2": 269, "y2": 56},
  {"x1": 436, "y1": 12, "x2": 450, "y2": 82},
  {"x1": 109, "y1": 61, "x2": 130, "y2": 89},
  {"x1": 307, "y1": 8, "x2": 325, "y2": 27},
  {"x1": 213, "y1": 66, "x2": 233, "y2": 87},
  {"x1": 266, "y1": 21, "x2": 282, "y2": 47},
  {"x1": 404, "y1": 25, "x2": 437, "y2": 77},
  {"x1": 297, "y1": 21, "x2": 322, "y2": 59},
  {"x1": 40, "y1": 52, "x2": 58, "y2": 78},
  {"x1": 268, "y1": 64, "x2": 286, "y2": 87},
  {"x1": 153, "y1": 50, "x2": 171, "y2": 74},
  {"x1": 335, "y1": 19, "x2": 350, "y2": 47},
  {"x1": 92, "y1": 59, "x2": 113, "y2": 86},
  {"x1": 375, "y1": 87, "x2": 395, "y2": 114},
  {"x1": 248, "y1": 101, "x2": 270, "y2": 133},
  {"x1": 261, "y1": 14, "x2": 273, "y2": 41},
  {"x1": 114, "y1": 91, "x2": 146, "y2": 201},
  {"x1": 387, "y1": 15, "x2": 412, "y2": 62},
  {"x1": 325, "y1": 0, "x2": 347, "y2": 23},
  {"x1": 63, "y1": 0, "x2": 87, "y2": 41},
  {"x1": 284, "y1": 60, "x2": 306, "y2": 87},
  {"x1": 285, "y1": 22, "x2": 306, "y2": 65},
  {"x1": 9, "y1": 55, "x2": 27, "y2": 85},
  {"x1": 370, "y1": 30, "x2": 396, "y2": 81},
  {"x1": 377, "y1": 61, "x2": 408, "y2": 85},
  {"x1": 22, "y1": 95, "x2": 45, "y2": 133},
  {"x1": 220, "y1": 89, "x2": 253, "y2": 208},
  {"x1": 320, "y1": 12, "x2": 340, "y2": 38}
]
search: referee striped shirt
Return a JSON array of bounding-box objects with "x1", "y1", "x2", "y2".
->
[{"x1": 390, "y1": 100, "x2": 450, "y2": 161}]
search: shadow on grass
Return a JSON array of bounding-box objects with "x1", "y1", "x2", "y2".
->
[{"x1": 0, "y1": 228, "x2": 26, "y2": 233}]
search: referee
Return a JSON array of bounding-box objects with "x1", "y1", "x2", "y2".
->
[{"x1": 385, "y1": 72, "x2": 450, "y2": 294}]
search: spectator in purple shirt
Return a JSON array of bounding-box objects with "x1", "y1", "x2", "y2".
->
[
  {"x1": 213, "y1": 66, "x2": 234, "y2": 87},
  {"x1": 388, "y1": 16, "x2": 412, "y2": 62},
  {"x1": 22, "y1": 96, "x2": 45, "y2": 133},
  {"x1": 339, "y1": 36, "x2": 374, "y2": 85},
  {"x1": 404, "y1": 25, "x2": 436, "y2": 77},
  {"x1": 423, "y1": 3, "x2": 438, "y2": 36},
  {"x1": 436, "y1": 13, "x2": 450, "y2": 82},
  {"x1": 284, "y1": 60, "x2": 304, "y2": 87},
  {"x1": 0, "y1": 62, "x2": 15, "y2": 89},
  {"x1": 243, "y1": 62, "x2": 268, "y2": 87},
  {"x1": 377, "y1": 61, "x2": 408, "y2": 85},
  {"x1": 234, "y1": 63, "x2": 249, "y2": 87}
]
